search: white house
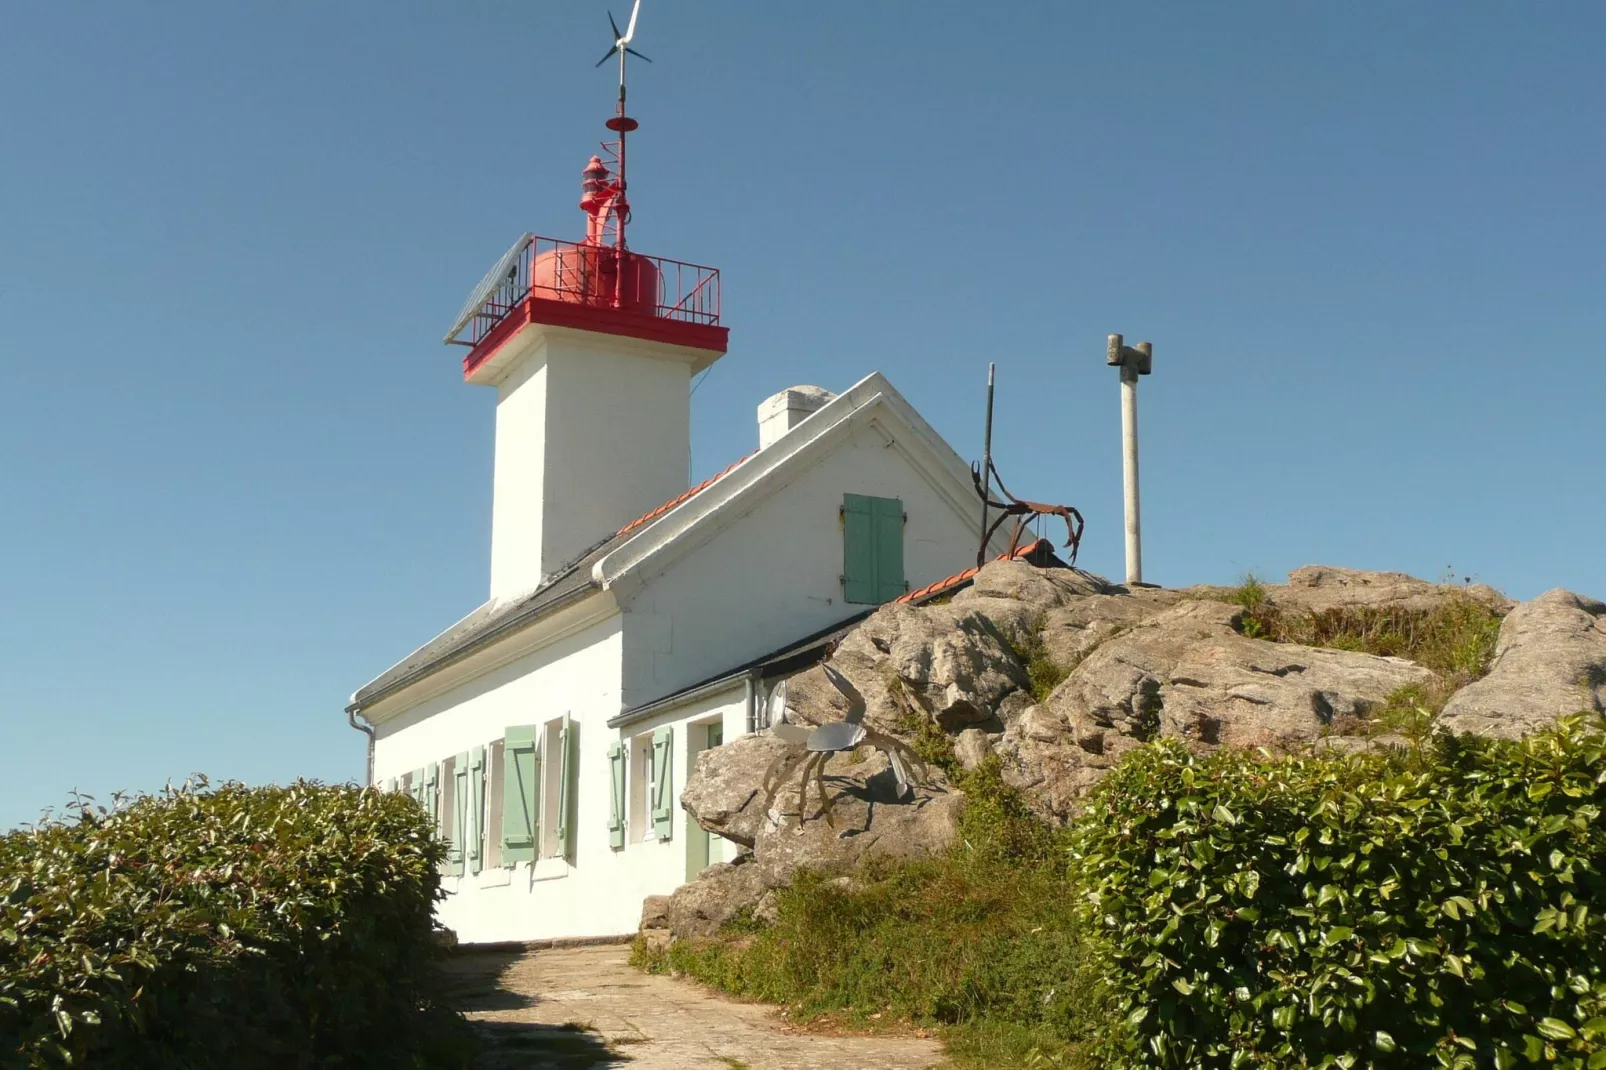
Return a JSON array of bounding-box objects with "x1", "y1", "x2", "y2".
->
[{"x1": 345, "y1": 99, "x2": 1003, "y2": 945}]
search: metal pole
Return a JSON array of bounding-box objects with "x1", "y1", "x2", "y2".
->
[
  {"x1": 1120, "y1": 363, "x2": 1142, "y2": 586},
  {"x1": 1107, "y1": 335, "x2": 1153, "y2": 587},
  {"x1": 978, "y1": 362, "x2": 996, "y2": 566}
]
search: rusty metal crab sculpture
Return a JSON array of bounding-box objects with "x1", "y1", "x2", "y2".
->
[{"x1": 759, "y1": 664, "x2": 931, "y2": 826}]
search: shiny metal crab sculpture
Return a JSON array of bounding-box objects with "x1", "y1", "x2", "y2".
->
[{"x1": 760, "y1": 664, "x2": 931, "y2": 827}]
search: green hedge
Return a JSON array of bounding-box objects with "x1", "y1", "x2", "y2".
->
[
  {"x1": 0, "y1": 780, "x2": 472, "y2": 1069},
  {"x1": 1071, "y1": 719, "x2": 1606, "y2": 1068}
]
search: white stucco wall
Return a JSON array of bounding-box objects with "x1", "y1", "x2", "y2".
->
[
  {"x1": 487, "y1": 326, "x2": 699, "y2": 599},
  {"x1": 618, "y1": 418, "x2": 981, "y2": 708},
  {"x1": 371, "y1": 606, "x2": 748, "y2": 944}
]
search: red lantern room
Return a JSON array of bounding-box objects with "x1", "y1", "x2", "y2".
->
[{"x1": 442, "y1": 60, "x2": 727, "y2": 381}]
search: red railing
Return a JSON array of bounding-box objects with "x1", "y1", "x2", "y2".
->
[{"x1": 445, "y1": 235, "x2": 721, "y2": 349}]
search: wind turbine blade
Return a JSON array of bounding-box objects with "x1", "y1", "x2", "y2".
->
[
  {"x1": 623, "y1": 0, "x2": 641, "y2": 43},
  {"x1": 624, "y1": 46, "x2": 651, "y2": 62},
  {"x1": 608, "y1": 11, "x2": 623, "y2": 42},
  {"x1": 596, "y1": 44, "x2": 619, "y2": 67}
]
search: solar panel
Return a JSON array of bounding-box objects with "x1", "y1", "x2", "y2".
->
[{"x1": 443, "y1": 233, "x2": 535, "y2": 345}]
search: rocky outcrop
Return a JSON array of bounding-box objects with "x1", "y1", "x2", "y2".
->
[
  {"x1": 664, "y1": 559, "x2": 1602, "y2": 942},
  {"x1": 1274, "y1": 565, "x2": 1512, "y2": 615},
  {"x1": 670, "y1": 748, "x2": 959, "y2": 940},
  {"x1": 785, "y1": 601, "x2": 1028, "y2": 734},
  {"x1": 994, "y1": 598, "x2": 1436, "y2": 819},
  {"x1": 680, "y1": 733, "x2": 794, "y2": 848},
  {"x1": 1439, "y1": 589, "x2": 1606, "y2": 738},
  {"x1": 752, "y1": 750, "x2": 960, "y2": 886}
]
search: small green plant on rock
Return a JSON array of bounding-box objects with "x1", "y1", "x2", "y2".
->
[{"x1": 1012, "y1": 614, "x2": 1072, "y2": 703}]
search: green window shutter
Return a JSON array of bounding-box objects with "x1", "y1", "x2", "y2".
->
[
  {"x1": 557, "y1": 714, "x2": 576, "y2": 862},
  {"x1": 468, "y1": 746, "x2": 485, "y2": 875},
  {"x1": 408, "y1": 768, "x2": 425, "y2": 807},
  {"x1": 651, "y1": 726, "x2": 674, "y2": 841},
  {"x1": 842, "y1": 493, "x2": 876, "y2": 604},
  {"x1": 502, "y1": 726, "x2": 540, "y2": 864},
  {"x1": 449, "y1": 754, "x2": 468, "y2": 876},
  {"x1": 873, "y1": 496, "x2": 906, "y2": 602},
  {"x1": 607, "y1": 742, "x2": 626, "y2": 849}
]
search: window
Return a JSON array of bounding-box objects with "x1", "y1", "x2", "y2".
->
[
  {"x1": 629, "y1": 733, "x2": 653, "y2": 844},
  {"x1": 627, "y1": 726, "x2": 673, "y2": 843},
  {"x1": 500, "y1": 717, "x2": 576, "y2": 867},
  {"x1": 842, "y1": 493, "x2": 906, "y2": 604}
]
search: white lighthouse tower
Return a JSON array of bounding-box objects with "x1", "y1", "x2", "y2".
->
[{"x1": 443, "y1": 41, "x2": 727, "y2": 599}]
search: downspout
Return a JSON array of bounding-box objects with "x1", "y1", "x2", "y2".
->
[
  {"x1": 743, "y1": 673, "x2": 757, "y2": 735},
  {"x1": 347, "y1": 708, "x2": 376, "y2": 787}
]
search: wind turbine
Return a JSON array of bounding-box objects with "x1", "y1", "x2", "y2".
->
[{"x1": 597, "y1": 0, "x2": 651, "y2": 99}]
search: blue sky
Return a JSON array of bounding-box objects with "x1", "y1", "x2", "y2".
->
[{"x1": 2, "y1": 2, "x2": 1602, "y2": 828}]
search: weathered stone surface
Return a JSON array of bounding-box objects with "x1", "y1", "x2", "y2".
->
[
  {"x1": 680, "y1": 733, "x2": 795, "y2": 848},
  {"x1": 954, "y1": 560, "x2": 1112, "y2": 608},
  {"x1": 994, "y1": 598, "x2": 1434, "y2": 819},
  {"x1": 640, "y1": 895, "x2": 671, "y2": 931},
  {"x1": 1274, "y1": 565, "x2": 1513, "y2": 615},
  {"x1": 796, "y1": 601, "x2": 1027, "y2": 733},
  {"x1": 664, "y1": 856, "x2": 770, "y2": 939},
  {"x1": 754, "y1": 750, "x2": 961, "y2": 887},
  {"x1": 1035, "y1": 589, "x2": 1184, "y2": 670},
  {"x1": 664, "y1": 748, "x2": 961, "y2": 939},
  {"x1": 953, "y1": 727, "x2": 992, "y2": 770},
  {"x1": 1159, "y1": 635, "x2": 1433, "y2": 749},
  {"x1": 1439, "y1": 589, "x2": 1606, "y2": 738},
  {"x1": 1048, "y1": 600, "x2": 1241, "y2": 754}
]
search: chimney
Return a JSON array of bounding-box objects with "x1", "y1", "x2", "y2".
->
[{"x1": 757, "y1": 385, "x2": 836, "y2": 449}]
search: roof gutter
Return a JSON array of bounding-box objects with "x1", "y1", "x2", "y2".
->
[
  {"x1": 347, "y1": 708, "x2": 375, "y2": 787},
  {"x1": 607, "y1": 670, "x2": 748, "y2": 730},
  {"x1": 346, "y1": 581, "x2": 601, "y2": 716}
]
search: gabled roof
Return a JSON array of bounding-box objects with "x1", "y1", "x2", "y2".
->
[
  {"x1": 347, "y1": 457, "x2": 751, "y2": 715},
  {"x1": 348, "y1": 370, "x2": 993, "y2": 718}
]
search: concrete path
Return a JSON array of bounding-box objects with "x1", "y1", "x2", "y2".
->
[{"x1": 445, "y1": 941, "x2": 945, "y2": 1070}]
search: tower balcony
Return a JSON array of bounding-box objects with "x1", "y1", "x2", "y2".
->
[{"x1": 445, "y1": 234, "x2": 727, "y2": 380}]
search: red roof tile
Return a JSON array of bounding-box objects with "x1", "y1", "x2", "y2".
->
[
  {"x1": 894, "y1": 539, "x2": 1049, "y2": 605},
  {"x1": 614, "y1": 453, "x2": 754, "y2": 539}
]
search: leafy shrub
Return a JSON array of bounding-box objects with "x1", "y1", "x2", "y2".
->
[
  {"x1": 0, "y1": 780, "x2": 473, "y2": 1069},
  {"x1": 1070, "y1": 719, "x2": 1606, "y2": 1067}
]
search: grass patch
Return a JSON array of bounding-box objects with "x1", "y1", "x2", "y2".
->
[
  {"x1": 1224, "y1": 572, "x2": 1505, "y2": 734},
  {"x1": 634, "y1": 760, "x2": 1114, "y2": 1068},
  {"x1": 886, "y1": 672, "x2": 963, "y2": 777},
  {"x1": 1226, "y1": 573, "x2": 1502, "y2": 677},
  {"x1": 1010, "y1": 614, "x2": 1072, "y2": 703}
]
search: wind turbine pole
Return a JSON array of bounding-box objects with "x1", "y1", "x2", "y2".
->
[{"x1": 1107, "y1": 334, "x2": 1153, "y2": 587}]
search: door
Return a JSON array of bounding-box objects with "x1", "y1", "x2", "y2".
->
[{"x1": 686, "y1": 721, "x2": 725, "y2": 881}]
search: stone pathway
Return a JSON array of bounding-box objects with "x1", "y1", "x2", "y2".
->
[{"x1": 445, "y1": 941, "x2": 945, "y2": 1070}]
